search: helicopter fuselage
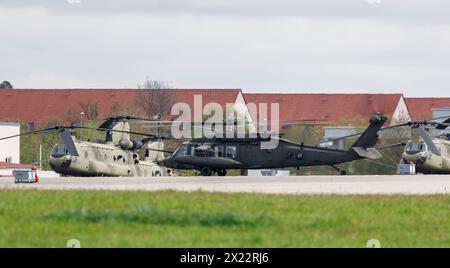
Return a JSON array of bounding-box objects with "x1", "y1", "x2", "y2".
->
[
  {"x1": 162, "y1": 113, "x2": 387, "y2": 176},
  {"x1": 402, "y1": 139, "x2": 450, "y2": 174},
  {"x1": 163, "y1": 138, "x2": 361, "y2": 170},
  {"x1": 49, "y1": 139, "x2": 171, "y2": 177}
]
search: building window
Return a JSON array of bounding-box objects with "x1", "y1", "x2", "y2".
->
[{"x1": 5, "y1": 157, "x2": 12, "y2": 163}]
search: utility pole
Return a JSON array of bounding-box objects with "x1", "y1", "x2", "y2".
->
[
  {"x1": 80, "y1": 112, "x2": 85, "y2": 141},
  {"x1": 39, "y1": 144, "x2": 42, "y2": 170}
]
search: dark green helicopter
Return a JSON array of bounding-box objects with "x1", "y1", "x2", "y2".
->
[{"x1": 156, "y1": 113, "x2": 388, "y2": 176}]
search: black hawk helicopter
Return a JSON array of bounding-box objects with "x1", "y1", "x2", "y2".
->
[{"x1": 155, "y1": 113, "x2": 388, "y2": 176}]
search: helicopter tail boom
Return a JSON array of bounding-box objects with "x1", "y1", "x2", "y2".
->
[{"x1": 350, "y1": 113, "x2": 387, "y2": 150}]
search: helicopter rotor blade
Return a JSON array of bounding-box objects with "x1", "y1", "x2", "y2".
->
[
  {"x1": 98, "y1": 118, "x2": 119, "y2": 129},
  {"x1": 74, "y1": 126, "x2": 174, "y2": 140},
  {"x1": 0, "y1": 126, "x2": 63, "y2": 141},
  {"x1": 144, "y1": 148, "x2": 175, "y2": 154},
  {"x1": 99, "y1": 115, "x2": 166, "y2": 129},
  {"x1": 132, "y1": 135, "x2": 175, "y2": 151},
  {"x1": 378, "y1": 142, "x2": 407, "y2": 150},
  {"x1": 384, "y1": 115, "x2": 450, "y2": 130},
  {"x1": 327, "y1": 132, "x2": 364, "y2": 142},
  {"x1": 435, "y1": 123, "x2": 450, "y2": 130},
  {"x1": 435, "y1": 118, "x2": 450, "y2": 130},
  {"x1": 30, "y1": 159, "x2": 49, "y2": 165},
  {"x1": 59, "y1": 128, "x2": 79, "y2": 156},
  {"x1": 98, "y1": 115, "x2": 149, "y2": 129},
  {"x1": 132, "y1": 118, "x2": 325, "y2": 126},
  {"x1": 416, "y1": 125, "x2": 441, "y2": 156},
  {"x1": 103, "y1": 115, "x2": 163, "y2": 122},
  {"x1": 0, "y1": 124, "x2": 168, "y2": 143},
  {"x1": 329, "y1": 115, "x2": 450, "y2": 143}
]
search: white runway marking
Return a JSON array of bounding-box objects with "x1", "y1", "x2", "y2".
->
[{"x1": 1, "y1": 175, "x2": 450, "y2": 195}]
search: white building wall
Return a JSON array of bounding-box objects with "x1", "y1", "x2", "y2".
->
[
  {"x1": 391, "y1": 96, "x2": 411, "y2": 125},
  {"x1": 233, "y1": 91, "x2": 257, "y2": 132},
  {"x1": 0, "y1": 122, "x2": 20, "y2": 163},
  {"x1": 0, "y1": 168, "x2": 15, "y2": 176}
]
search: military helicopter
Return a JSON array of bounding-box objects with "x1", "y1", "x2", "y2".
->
[
  {"x1": 380, "y1": 116, "x2": 450, "y2": 174},
  {"x1": 153, "y1": 113, "x2": 388, "y2": 176},
  {"x1": 0, "y1": 116, "x2": 172, "y2": 177}
]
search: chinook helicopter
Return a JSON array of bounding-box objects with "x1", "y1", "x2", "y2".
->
[
  {"x1": 153, "y1": 113, "x2": 388, "y2": 176},
  {"x1": 381, "y1": 116, "x2": 450, "y2": 174},
  {"x1": 0, "y1": 116, "x2": 172, "y2": 177}
]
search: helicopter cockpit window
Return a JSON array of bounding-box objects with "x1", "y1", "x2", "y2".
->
[
  {"x1": 174, "y1": 144, "x2": 189, "y2": 156},
  {"x1": 51, "y1": 145, "x2": 68, "y2": 157},
  {"x1": 226, "y1": 146, "x2": 237, "y2": 159},
  {"x1": 405, "y1": 142, "x2": 427, "y2": 154}
]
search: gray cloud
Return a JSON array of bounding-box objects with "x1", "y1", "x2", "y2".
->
[
  {"x1": 3, "y1": 0, "x2": 450, "y2": 22},
  {"x1": 1, "y1": 1, "x2": 450, "y2": 96}
]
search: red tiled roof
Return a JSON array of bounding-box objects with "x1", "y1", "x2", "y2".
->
[
  {"x1": 405, "y1": 98, "x2": 450, "y2": 120},
  {"x1": 0, "y1": 162, "x2": 34, "y2": 169},
  {"x1": 244, "y1": 93, "x2": 403, "y2": 125},
  {"x1": 0, "y1": 89, "x2": 241, "y2": 125}
]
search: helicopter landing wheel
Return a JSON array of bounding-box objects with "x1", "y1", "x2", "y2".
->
[
  {"x1": 217, "y1": 169, "x2": 227, "y2": 176},
  {"x1": 200, "y1": 167, "x2": 213, "y2": 176},
  {"x1": 332, "y1": 165, "x2": 347, "y2": 176}
]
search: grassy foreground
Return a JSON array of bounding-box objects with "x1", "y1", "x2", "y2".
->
[{"x1": 0, "y1": 190, "x2": 449, "y2": 247}]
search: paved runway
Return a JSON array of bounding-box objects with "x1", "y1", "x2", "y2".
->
[{"x1": 1, "y1": 175, "x2": 450, "y2": 194}]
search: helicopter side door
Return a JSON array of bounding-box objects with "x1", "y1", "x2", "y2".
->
[
  {"x1": 440, "y1": 144, "x2": 450, "y2": 171},
  {"x1": 214, "y1": 144, "x2": 238, "y2": 159},
  {"x1": 232, "y1": 142, "x2": 264, "y2": 168},
  {"x1": 215, "y1": 145, "x2": 225, "y2": 158}
]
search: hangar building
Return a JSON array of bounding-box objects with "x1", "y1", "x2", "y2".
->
[{"x1": 0, "y1": 122, "x2": 20, "y2": 164}]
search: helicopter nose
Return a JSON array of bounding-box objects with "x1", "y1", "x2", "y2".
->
[
  {"x1": 49, "y1": 155, "x2": 73, "y2": 169},
  {"x1": 161, "y1": 158, "x2": 172, "y2": 167},
  {"x1": 403, "y1": 152, "x2": 427, "y2": 163}
]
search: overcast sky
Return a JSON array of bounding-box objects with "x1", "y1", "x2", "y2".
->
[{"x1": 1, "y1": 0, "x2": 450, "y2": 96}]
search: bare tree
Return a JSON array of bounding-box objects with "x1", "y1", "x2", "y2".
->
[
  {"x1": 137, "y1": 77, "x2": 176, "y2": 119},
  {"x1": 78, "y1": 101, "x2": 99, "y2": 121},
  {"x1": 0, "y1": 81, "x2": 13, "y2": 89},
  {"x1": 108, "y1": 101, "x2": 143, "y2": 117}
]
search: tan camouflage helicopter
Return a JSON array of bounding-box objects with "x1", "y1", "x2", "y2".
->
[
  {"x1": 380, "y1": 116, "x2": 450, "y2": 174},
  {"x1": 0, "y1": 116, "x2": 172, "y2": 177}
]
